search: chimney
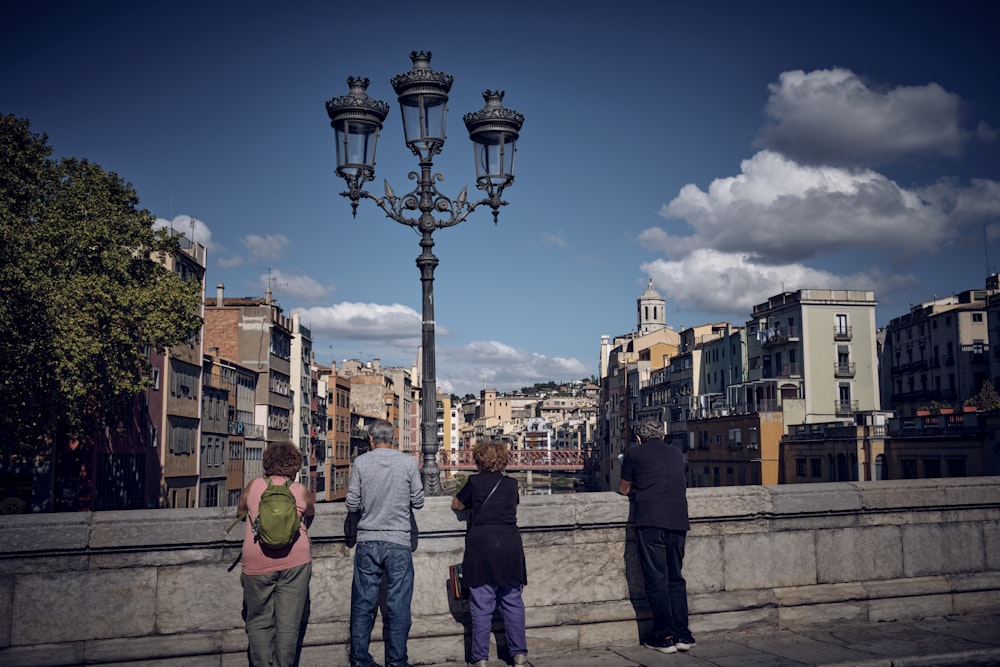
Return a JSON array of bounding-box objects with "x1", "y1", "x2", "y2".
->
[{"x1": 216, "y1": 283, "x2": 224, "y2": 307}]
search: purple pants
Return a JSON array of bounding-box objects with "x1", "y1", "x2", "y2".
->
[{"x1": 468, "y1": 584, "x2": 527, "y2": 662}]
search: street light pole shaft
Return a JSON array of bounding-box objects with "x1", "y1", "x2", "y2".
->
[{"x1": 417, "y1": 159, "x2": 443, "y2": 495}]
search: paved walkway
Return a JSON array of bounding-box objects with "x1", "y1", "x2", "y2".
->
[{"x1": 432, "y1": 613, "x2": 1000, "y2": 666}]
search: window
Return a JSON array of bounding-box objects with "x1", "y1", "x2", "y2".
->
[
  {"x1": 796, "y1": 458, "x2": 807, "y2": 477},
  {"x1": 972, "y1": 313, "x2": 983, "y2": 322},
  {"x1": 810, "y1": 458, "x2": 822, "y2": 478}
]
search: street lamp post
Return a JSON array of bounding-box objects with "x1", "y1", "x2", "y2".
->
[{"x1": 326, "y1": 51, "x2": 524, "y2": 494}]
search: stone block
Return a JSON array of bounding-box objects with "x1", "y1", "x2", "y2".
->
[
  {"x1": 524, "y1": 623, "x2": 580, "y2": 649},
  {"x1": 723, "y1": 531, "x2": 816, "y2": 590},
  {"x1": 525, "y1": 542, "x2": 629, "y2": 606},
  {"x1": 0, "y1": 642, "x2": 85, "y2": 667},
  {"x1": 868, "y1": 593, "x2": 953, "y2": 621},
  {"x1": 0, "y1": 554, "x2": 90, "y2": 577},
  {"x1": 689, "y1": 589, "x2": 777, "y2": 615},
  {"x1": 2, "y1": 513, "x2": 91, "y2": 555},
  {"x1": 688, "y1": 485, "x2": 771, "y2": 523},
  {"x1": 768, "y1": 482, "x2": 862, "y2": 517},
  {"x1": 0, "y1": 575, "x2": 11, "y2": 648},
  {"x1": 306, "y1": 555, "x2": 354, "y2": 624},
  {"x1": 859, "y1": 479, "x2": 948, "y2": 511},
  {"x1": 947, "y1": 571, "x2": 1000, "y2": 593},
  {"x1": 985, "y1": 520, "x2": 1000, "y2": 571},
  {"x1": 84, "y1": 632, "x2": 222, "y2": 663},
  {"x1": 864, "y1": 574, "x2": 949, "y2": 600},
  {"x1": 577, "y1": 599, "x2": 640, "y2": 624},
  {"x1": 155, "y1": 563, "x2": 244, "y2": 634},
  {"x1": 815, "y1": 525, "x2": 904, "y2": 583},
  {"x1": 943, "y1": 478, "x2": 1000, "y2": 508},
  {"x1": 577, "y1": 619, "x2": 638, "y2": 648},
  {"x1": 299, "y1": 641, "x2": 351, "y2": 667},
  {"x1": 90, "y1": 547, "x2": 227, "y2": 570},
  {"x1": 685, "y1": 534, "x2": 724, "y2": 592},
  {"x1": 691, "y1": 606, "x2": 777, "y2": 633},
  {"x1": 90, "y1": 508, "x2": 225, "y2": 549},
  {"x1": 778, "y1": 600, "x2": 867, "y2": 627},
  {"x1": 774, "y1": 581, "x2": 867, "y2": 607},
  {"x1": 953, "y1": 589, "x2": 1000, "y2": 615},
  {"x1": 13, "y1": 569, "x2": 156, "y2": 644},
  {"x1": 901, "y1": 522, "x2": 986, "y2": 577}
]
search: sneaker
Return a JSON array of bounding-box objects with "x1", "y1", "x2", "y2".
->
[
  {"x1": 675, "y1": 636, "x2": 696, "y2": 651},
  {"x1": 512, "y1": 654, "x2": 532, "y2": 666},
  {"x1": 643, "y1": 636, "x2": 678, "y2": 654}
]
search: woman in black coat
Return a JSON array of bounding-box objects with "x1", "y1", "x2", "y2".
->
[{"x1": 452, "y1": 440, "x2": 529, "y2": 667}]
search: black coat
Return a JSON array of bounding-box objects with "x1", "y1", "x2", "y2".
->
[{"x1": 456, "y1": 471, "x2": 527, "y2": 588}]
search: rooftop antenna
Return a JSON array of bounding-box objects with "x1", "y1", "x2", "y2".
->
[{"x1": 986, "y1": 222, "x2": 991, "y2": 280}]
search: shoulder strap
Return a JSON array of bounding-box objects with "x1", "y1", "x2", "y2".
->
[{"x1": 470, "y1": 475, "x2": 505, "y2": 528}]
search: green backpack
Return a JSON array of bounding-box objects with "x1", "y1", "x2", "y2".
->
[{"x1": 253, "y1": 476, "x2": 301, "y2": 550}]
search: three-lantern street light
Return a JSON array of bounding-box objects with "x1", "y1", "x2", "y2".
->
[{"x1": 326, "y1": 51, "x2": 524, "y2": 495}]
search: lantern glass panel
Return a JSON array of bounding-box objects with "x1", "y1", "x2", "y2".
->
[
  {"x1": 473, "y1": 131, "x2": 516, "y2": 183},
  {"x1": 335, "y1": 120, "x2": 380, "y2": 175},
  {"x1": 399, "y1": 94, "x2": 447, "y2": 146}
]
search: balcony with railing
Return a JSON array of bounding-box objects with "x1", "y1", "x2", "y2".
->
[
  {"x1": 760, "y1": 325, "x2": 800, "y2": 346},
  {"x1": 835, "y1": 399, "x2": 859, "y2": 415},
  {"x1": 834, "y1": 361, "x2": 856, "y2": 378},
  {"x1": 833, "y1": 325, "x2": 852, "y2": 341}
]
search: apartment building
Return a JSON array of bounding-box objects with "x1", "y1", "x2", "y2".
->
[
  {"x1": 323, "y1": 367, "x2": 351, "y2": 502},
  {"x1": 598, "y1": 280, "x2": 680, "y2": 490},
  {"x1": 203, "y1": 285, "x2": 293, "y2": 453},
  {"x1": 199, "y1": 356, "x2": 231, "y2": 507},
  {"x1": 157, "y1": 237, "x2": 207, "y2": 508},
  {"x1": 880, "y1": 281, "x2": 995, "y2": 417}
]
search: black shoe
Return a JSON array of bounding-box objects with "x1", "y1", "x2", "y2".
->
[
  {"x1": 675, "y1": 636, "x2": 696, "y2": 651},
  {"x1": 643, "y1": 635, "x2": 678, "y2": 654}
]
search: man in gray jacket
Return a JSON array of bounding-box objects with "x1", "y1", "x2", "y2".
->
[{"x1": 347, "y1": 418, "x2": 425, "y2": 667}]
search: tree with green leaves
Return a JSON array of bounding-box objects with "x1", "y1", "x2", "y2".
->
[
  {"x1": 0, "y1": 114, "x2": 203, "y2": 476},
  {"x1": 966, "y1": 380, "x2": 1000, "y2": 412}
]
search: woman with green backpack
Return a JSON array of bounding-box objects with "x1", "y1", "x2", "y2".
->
[{"x1": 237, "y1": 442, "x2": 315, "y2": 667}]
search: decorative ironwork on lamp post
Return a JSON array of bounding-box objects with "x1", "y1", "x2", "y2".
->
[{"x1": 326, "y1": 51, "x2": 524, "y2": 495}]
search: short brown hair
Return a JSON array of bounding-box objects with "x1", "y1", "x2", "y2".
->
[
  {"x1": 473, "y1": 440, "x2": 509, "y2": 473},
  {"x1": 263, "y1": 442, "x2": 302, "y2": 478}
]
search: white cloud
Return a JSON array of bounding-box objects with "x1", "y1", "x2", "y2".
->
[
  {"x1": 542, "y1": 232, "x2": 568, "y2": 248},
  {"x1": 259, "y1": 269, "x2": 332, "y2": 303},
  {"x1": 299, "y1": 306, "x2": 588, "y2": 395},
  {"x1": 641, "y1": 249, "x2": 918, "y2": 318},
  {"x1": 297, "y1": 302, "x2": 428, "y2": 343},
  {"x1": 242, "y1": 233, "x2": 290, "y2": 260},
  {"x1": 217, "y1": 256, "x2": 244, "y2": 269},
  {"x1": 153, "y1": 215, "x2": 215, "y2": 249},
  {"x1": 648, "y1": 150, "x2": 1000, "y2": 265},
  {"x1": 437, "y1": 340, "x2": 589, "y2": 396},
  {"x1": 755, "y1": 67, "x2": 974, "y2": 166}
]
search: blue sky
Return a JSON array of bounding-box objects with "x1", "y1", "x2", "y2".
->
[{"x1": 4, "y1": 1, "x2": 998, "y2": 396}]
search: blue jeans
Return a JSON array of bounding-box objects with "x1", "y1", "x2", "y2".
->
[
  {"x1": 635, "y1": 527, "x2": 690, "y2": 641},
  {"x1": 350, "y1": 540, "x2": 414, "y2": 667}
]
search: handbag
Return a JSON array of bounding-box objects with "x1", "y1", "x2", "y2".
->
[{"x1": 450, "y1": 475, "x2": 504, "y2": 600}]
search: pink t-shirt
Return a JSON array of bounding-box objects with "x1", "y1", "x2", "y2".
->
[{"x1": 241, "y1": 475, "x2": 312, "y2": 576}]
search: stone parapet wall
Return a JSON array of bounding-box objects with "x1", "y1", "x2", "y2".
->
[{"x1": 1, "y1": 478, "x2": 998, "y2": 666}]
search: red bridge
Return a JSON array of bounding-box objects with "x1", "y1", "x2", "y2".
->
[{"x1": 438, "y1": 449, "x2": 586, "y2": 471}]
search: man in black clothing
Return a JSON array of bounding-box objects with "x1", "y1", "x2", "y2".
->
[{"x1": 618, "y1": 420, "x2": 696, "y2": 654}]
